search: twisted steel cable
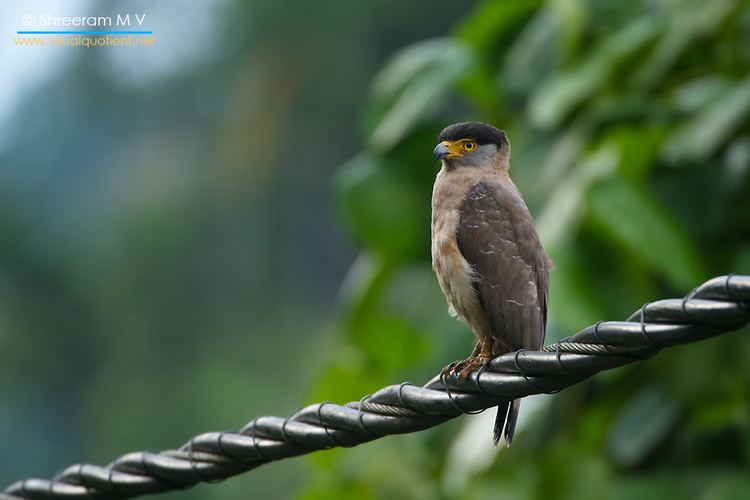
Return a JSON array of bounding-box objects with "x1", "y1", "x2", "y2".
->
[{"x1": 2, "y1": 274, "x2": 749, "y2": 500}]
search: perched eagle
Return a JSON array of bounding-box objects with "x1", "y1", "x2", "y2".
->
[{"x1": 430, "y1": 122, "x2": 552, "y2": 446}]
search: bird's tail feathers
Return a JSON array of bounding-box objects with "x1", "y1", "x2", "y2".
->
[{"x1": 493, "y1": 398, "x2": 521, "y2": 447}]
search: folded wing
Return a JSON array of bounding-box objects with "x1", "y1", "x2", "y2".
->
[{"x1": 457, "y1": 182, "x2": 550, "y2": 353}]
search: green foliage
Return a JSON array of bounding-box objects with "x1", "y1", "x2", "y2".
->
[
  {"x1": 335, "y1": 155, "x2": 426, "y2": 264},
  {"x1": 311, "y1": 0, "x2": 750, "y2": 498},
  {"x1": 365, "y1": 39, "x2": 476, "y2": 152}
]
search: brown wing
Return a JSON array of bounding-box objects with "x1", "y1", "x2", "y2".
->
[{"x1": 457, "y1": 181, "x2": 550, "y2": 353}]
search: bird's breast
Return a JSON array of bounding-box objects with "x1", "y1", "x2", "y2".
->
[{"x1": 430, "y1": 168, "x2": 492, "y2": 339}]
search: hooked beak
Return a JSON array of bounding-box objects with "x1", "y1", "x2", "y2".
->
[{"x1": 433, "y1": 142, "x2": 449, "y2": 162}]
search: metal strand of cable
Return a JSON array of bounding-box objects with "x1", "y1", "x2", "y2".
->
[{"x1": 2, "y1": 274, "x2": 749, "y2": 500}]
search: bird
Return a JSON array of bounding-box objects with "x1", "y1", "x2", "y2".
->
[{"x1": 430, "y1": 122, "x2": 552, "y2": 447}]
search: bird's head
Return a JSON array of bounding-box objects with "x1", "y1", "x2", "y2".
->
[{"x1": 433, "y1": 122, "x2": 509, "y2": 171}]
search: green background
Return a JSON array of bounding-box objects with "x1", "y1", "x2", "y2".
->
[{"x1": 1, "y1": 0, "x2": 749, "y2": 498}]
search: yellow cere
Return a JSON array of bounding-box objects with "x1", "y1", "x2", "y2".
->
[{"x1": 443, "y1": 139, "x2": 477, "y2": 157}]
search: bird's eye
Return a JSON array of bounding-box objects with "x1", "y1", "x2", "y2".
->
[{"x1": 463, "y1": 141, "x2": 477, "y2": 152}]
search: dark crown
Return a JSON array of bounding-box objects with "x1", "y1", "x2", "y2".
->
[{"x1": 438, "y1": 122, "x2": 508, "y2": 148}]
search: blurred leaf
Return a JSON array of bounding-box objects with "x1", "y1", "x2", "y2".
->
[
  {"x1": 334, "y1": 154, "x2": 428, "y2": 264},
  {"x1": 528, "y1": 15, "x2": 659, "y2": 128},
  {"x1": 456, "y1": 0, "x2": 541, "y2": 50},
  {"x1": 632, "y1": 0, "x2": 736, "y2": 89},
  {"x1": 668, "y1": 76, "x2": 734, "y2": 114},
  {"x1": 533, "y1": 120, "x2": 591, "y2": 195},
  {"x1": 549, "y1": 0, "x2": 589, "y2": 59},
  {"x1": 662, "y1": 73, "x2": 750, "y2": 164},
  {"x1": 536, "y1": 144, "x2": 618, "y2": 250},
  {"x1": 605, "y1": 125, "x2": 667, "y2": 181},
  {"x1": 607, "y1": 387, "x2": 680, "y2": 467},
  {"x1": 500, "y1": 8, "x2": 560, "y2": 98},
  {"x1": 724, "y1": 137, "x2": 750, "y2": 184},
  {"x1": 365, "y1": 38, "x2": 476, "y2": 152},
  {"x1": 588, "y1": 178, "x2": 707, "y2": 290}
]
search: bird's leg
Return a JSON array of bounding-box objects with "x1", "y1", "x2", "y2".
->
[{"x1": 457, "y1": 337, "x2": 492, "y2": 379}]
